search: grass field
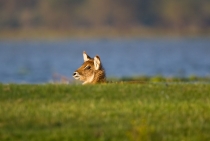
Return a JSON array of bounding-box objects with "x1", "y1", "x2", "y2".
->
[{"x1": 0, "y1": 83, "x2": 210, "y2": 141}]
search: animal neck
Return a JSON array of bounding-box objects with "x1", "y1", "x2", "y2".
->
[
  {"x1": 91, "y1": 70, "x2": 106, "y2": 84},
  {"x1": 83, "y1": 70, "x2": 106, "y2": 84},
  {"x1": 83, "y1": 73, "x2": 95, "y2": 85}
]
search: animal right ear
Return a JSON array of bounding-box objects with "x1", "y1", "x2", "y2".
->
[
  {"x1": 83, "y1": 51, "x2": 91, "y2": 62},
  {"x1": 94, "y1": 56, "x2": 101, "y2": 70}
]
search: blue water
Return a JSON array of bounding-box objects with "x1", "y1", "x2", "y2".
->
[{"x1": 0, "y1": 38, "x2": 210, "y2": 83}]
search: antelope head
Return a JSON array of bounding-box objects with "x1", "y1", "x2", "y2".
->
[{"x1": 73, "y1": 51, "x2": 106, "y2": 84}]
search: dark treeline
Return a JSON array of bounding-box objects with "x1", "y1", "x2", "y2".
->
[{"x1": 0, "y1": 0, "x2": 210, "y2": 31}]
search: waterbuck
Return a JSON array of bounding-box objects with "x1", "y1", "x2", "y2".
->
[{"x1": 73, "y1": 51, "x2": 106, "y2": 84}]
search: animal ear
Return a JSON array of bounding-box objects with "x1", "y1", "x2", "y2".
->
[
  {"x1": 94, "y1": 56, "x2": 101, "y2": 70},
  {"x1": 83, "y1": 51, "x2": 91, "y2": 62}
]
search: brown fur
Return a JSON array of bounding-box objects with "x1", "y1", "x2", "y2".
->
[{"x1": 73, "y1": 52, "x2": 106, "y2": 84}]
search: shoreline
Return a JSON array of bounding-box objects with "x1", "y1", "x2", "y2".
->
[{"x1": 0, "y1": 27, "x2": 210, "y2": 40}]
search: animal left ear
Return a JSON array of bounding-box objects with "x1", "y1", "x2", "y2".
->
[
  {"x1": 83, "y1": 51, "x2": 91, "y2": 62},
  {"x1": 94, "y1": 56, "x2": 101, "y2": 70}
]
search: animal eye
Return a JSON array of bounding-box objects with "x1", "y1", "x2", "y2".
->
[{"x1": 85, "y1": 65, "x2": 91, "y2": 70}]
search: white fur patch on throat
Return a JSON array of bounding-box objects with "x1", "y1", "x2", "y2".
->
[{"x1": 82, "y1": 74, "x2": 95, "y2": 85}]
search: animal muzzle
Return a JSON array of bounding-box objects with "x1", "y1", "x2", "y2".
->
[{"x1": 73, "y1": 72, "x2": 80, "y2": 80}]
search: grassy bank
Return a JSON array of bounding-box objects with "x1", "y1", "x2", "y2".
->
[{"x1": 0, "y1": 83, "x2": 210, "y2": 141}]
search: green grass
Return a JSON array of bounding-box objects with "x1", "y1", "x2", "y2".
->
[
  {"x1": 114, "y1": 75, "x2": 210, "y2": 83},
  {"x1": 0, "y1": 83, "x2": 210, "y2": 141}
]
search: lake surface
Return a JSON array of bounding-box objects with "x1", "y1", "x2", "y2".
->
[{"x1": 0, "y1": 38, "x2": 210, "y2": 83}]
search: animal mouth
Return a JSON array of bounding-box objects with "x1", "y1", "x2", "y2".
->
[{"x1": 73, "y1": 75, "x2": 80, "y2": 80}]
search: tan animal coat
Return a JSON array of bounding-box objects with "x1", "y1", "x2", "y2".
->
[{"x1": 73, "y1": 51, "x2": 106, "y2": 84}]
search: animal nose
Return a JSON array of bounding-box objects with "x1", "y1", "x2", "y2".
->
[
  {"x1": 73, "y1": 72, "x2": 80, "y2": 80},
  {"x1": 73, "y1": 72, "x2": 78, "y2": 76}
]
